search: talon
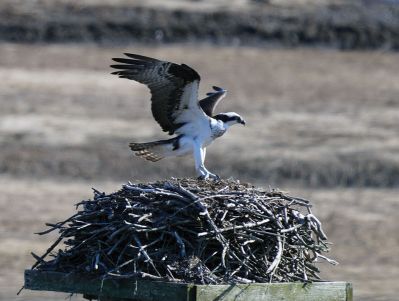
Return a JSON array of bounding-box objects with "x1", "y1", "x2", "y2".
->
[
  {"x1": 210, "y1": 174, "x2": 220, "y2": 180},
  {"x1": 197, "y1": 175, "x2": 207, "y2": 180}
]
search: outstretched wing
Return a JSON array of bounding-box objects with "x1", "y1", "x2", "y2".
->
[
  {"x1": 111, "y1": 53, "x2": 203, "y2": 135},
  {"x1": 199, "y1": 86, "x2": 227, "y2": 117}
]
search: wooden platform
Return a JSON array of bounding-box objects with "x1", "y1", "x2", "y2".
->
[{"x1": 24, "y1": 270, "x2": 353, "y2": 301}]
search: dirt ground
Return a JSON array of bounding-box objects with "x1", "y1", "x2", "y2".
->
[
  {"x1": 0, "y1": 44, "x2": 398, "y2": 300},
  {"x1": 1, "y1": 43, "x2": 398, "y2": 187}
]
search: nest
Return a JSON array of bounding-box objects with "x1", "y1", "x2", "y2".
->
[{"x1": 31, "y1": 178, "x2": 337, "y2": 284}]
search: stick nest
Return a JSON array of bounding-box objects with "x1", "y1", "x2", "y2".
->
[{"x1": 32, "y1": 178, "x2": 337, "y2": 284}]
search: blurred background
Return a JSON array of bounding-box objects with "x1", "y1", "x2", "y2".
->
[{"x1": 0, "y1": 0, "x2": 398, "y2": 300}]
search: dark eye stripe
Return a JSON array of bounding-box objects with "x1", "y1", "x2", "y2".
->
[{"x1": 214, "y1": 114, "x2": 240, "y2": 123}]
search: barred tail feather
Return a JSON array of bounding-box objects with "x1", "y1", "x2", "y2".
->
[{"x1": 129, "y1": 136, "x2": 180, "y2": 162}]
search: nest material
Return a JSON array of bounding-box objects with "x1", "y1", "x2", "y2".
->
[{"x1": 32, "y1": 178, "x2": 337, "y2": 284}]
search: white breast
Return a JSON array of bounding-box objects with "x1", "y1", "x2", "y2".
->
[
  {"x1": 210, "y1": 119, "x2": 226, "y2": 139},
  {"x1": 176, "y1": 117, "x2": 224, "y2": 148}
]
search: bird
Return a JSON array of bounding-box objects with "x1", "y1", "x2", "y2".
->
[{"x1": 110, "y1": 53, "x2": 246, "y2": 180}]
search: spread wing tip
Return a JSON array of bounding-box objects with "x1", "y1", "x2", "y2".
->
[
  {"x1": 206, "y1": 86, "x2": 227, "y2": 96},
  {"x1": 213, "y1": 86, "x2": 226, "y2": 92},
  {"x1": 200, "y1": 86, "x2": 228, "y2": 116},
  {"x1": 110, "y1": 70, "x2": 130, "y2": 79},
  {"x1": 110, "y1": 64, "x2": 128, "y2": 69}
]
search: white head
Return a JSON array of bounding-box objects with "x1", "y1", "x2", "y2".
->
[{"x1": 214, "y1": 112, "x2": 246, "y2": 127}]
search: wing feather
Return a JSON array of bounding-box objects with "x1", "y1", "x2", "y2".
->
[
  {"x1": 199, "y1": 86, "x2": 227, "y2": 117},
  {"x1": 111, "y1": 53, "x2": 203, "y2": 134}
]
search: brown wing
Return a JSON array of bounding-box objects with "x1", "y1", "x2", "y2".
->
[
  {"x1": 111, "y1": 53, "x2": 201, "y2": 135},
  {"x1": 199, "y1": 86, "x2": 227, "y2": 117}
]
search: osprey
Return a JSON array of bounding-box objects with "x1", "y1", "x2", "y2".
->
[{"x1": 111, "y1": 53, "x2": 245, "y2": 179}]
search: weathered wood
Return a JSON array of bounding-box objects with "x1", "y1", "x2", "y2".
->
[
  {"x1": 24, "y1": 270, "x2": 195, "y2": 301},
  {"x1": 195, "y1": 282, "x2": 353, "y2": 301},
  {"x1": 24, "y1": 270, "x2": 352, "y2": 301}
]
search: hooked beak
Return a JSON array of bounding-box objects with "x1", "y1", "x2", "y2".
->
[{"x1": 240, "y1": 119, "x2": 246, "y2": 126}]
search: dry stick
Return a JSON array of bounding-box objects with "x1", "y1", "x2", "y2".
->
[
  {"x1": 172, "y1": 184, "x2": 234, "y2": 272},
  {"x1": 266, "y1": 235, "x2": 283, "y2": 277},
  {"x1": 280, "y1": 224, "x2": 303, "y2": 233},
  {"x1": 316, "y1": 253, "x2": 339, "y2": 265},
  {"x1": 30, "y1": 252, "x2": 46, "y2": 265},
  {"x1": 107, "y1": 232, "x2": 130, "y2": 255},
  {"x1": 173, "y1": 231, "x2": 186, "y2": 257},
  {"x1": 35, "y1": 213, "x2": 80, "y2": 235},
  {"x1": 307, "y1": 214, "x2": 328, "y2": 240},
  {"x1": 132, "y1": 234, "x2": 161, "y2": 277},
  {"x1": 124, "y1": 184, "x2": 190, "y2": 204},
  {"x1": 107, "y1": 272, "x2": 164, "y2": 280},
  {"x1": 197, "y1": 219, "x2": 271, "y2": 237},
  {"x1": 31, "y1": 236, "x2": 63, "y2": 269},
  {"x1": 165, "y1": 183, "x2": 208, "y2": 212},
  {"x1": 167, "y1": 183, "x2": 229, "y2": 248}
]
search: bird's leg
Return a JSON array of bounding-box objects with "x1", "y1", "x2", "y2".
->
[
  {"x1": 201, "y1": 147, "x2": 206, "y2": 160},
  {"x1": 200, "y1": 148, "x2": 219, "y2": 180},
  {"x1": 195, "y1": 146, "x2": 219, "y2": 180},
  {"x1": 193, "y1": 143, "x2": 207, "y2": 179},
  {"x1": 193, "y1": 143, "x2": 206, "y2": 178}
]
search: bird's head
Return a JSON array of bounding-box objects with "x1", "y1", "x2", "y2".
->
[{"x1": 214, "y1": 112, "x2": 246, "y2": 127}]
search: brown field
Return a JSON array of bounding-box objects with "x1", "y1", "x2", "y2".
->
[{"x1": 0, "y1": 44, "x2": 398, "y2": 300}]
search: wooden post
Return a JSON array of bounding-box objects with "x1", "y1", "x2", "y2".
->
[{"x1": 25, "y1": 270, "x2": 353, "y2": 301}]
